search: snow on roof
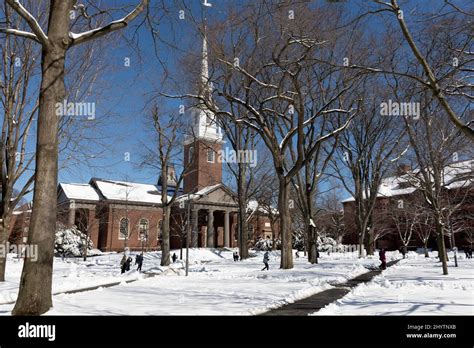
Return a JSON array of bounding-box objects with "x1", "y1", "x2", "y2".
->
[
  {"x1": 196, "y1": 184, "x2": 222, "y2": 196},
  {"x1": 92, "y1": 179, "x2": 169, "y2": 205},
  {"x1": 176, "y1": 184, "x2": 223, "y2": 203},
  {"x1": 342, "y1": 160, "x2": 473, "y2": 203},
  {"x1": 247, "y1": 199, "x2": 279, "y2": 215},
  {"x1": 59, "y1": 183, "x2": 100, "y2": 201}
]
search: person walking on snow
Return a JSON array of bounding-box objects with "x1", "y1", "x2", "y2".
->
[
  {"x1": 120, "y1": 254, "x2": 127, "y2": 274},
  {"x1": 172, "y1": 253, "x2": 178, "y2": 263},
  {"x1": 135, "y1": 252, "x2": 144, "y2": 272},
  {"x1": 261, "y1": 251, "x2": 270, "y2": 271},
  {"x1": 125, "y1": 256, "x2": 133, "y2": 272},
  {"x1": 379, "y1": 248, "x2": 387, "y2": 270}
]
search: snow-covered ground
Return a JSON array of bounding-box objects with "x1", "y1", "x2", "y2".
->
[
  {"x1": 0, "y1": 249, "x2": 471, "y2": 315},
  {"x1": 315, "y1": 251, "x2": 474, "y2": 316},
  {"x1": 0, "y1": 249, "x2": 392, "y2": 315}
]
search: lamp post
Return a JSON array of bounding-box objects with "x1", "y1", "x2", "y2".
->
[
  {"x1": 185, "y1": 192, "x2": 204, "y2": 276},
  {"x1": 185, "y1": 192, "x2": 191, "y2": 276}
]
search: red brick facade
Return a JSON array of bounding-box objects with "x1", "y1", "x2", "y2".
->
[
  {"x1": 183, "y1": 139, "x2": 222, "y2": 193},
  {"x1": 342, "y1": 189, "x2": 474, "y2": 251}
]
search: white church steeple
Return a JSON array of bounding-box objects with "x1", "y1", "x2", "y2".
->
[{"x1": 184, "y1": 28, "x2": 223, "y2": 145}]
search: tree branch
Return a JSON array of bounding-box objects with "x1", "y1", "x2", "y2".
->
[
  {"x1": 69, "y1": 0, "x2": 149, "y2": 47},
  {"x1": 0, "y1": 28, "x2": 40, "y2": 43},
  {"x1": 5, "y1": 0, "x2": 48, "y2": 45}
]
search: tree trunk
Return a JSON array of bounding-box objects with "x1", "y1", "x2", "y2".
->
[
  {"x1": 237, "y1": 166, "x2": 248, "y2": 260},
  {"x1": 364, "y1": 227, "x2": 375, "y2": 255},
  {"x1": 272, "y1": 223, "x2": 276, "y2": 251},
  {"x1": 358, "y1": 231, "x2": 365, "y2": 258},
  {"x1": 424, "y1": 242, "x2": 429, "y2": 258},
  {"x1": 278, "y1": 177, "x2": 293, "y2": 269},
  {"x1": 161, "y1": 205, "x2": 171, "y2": 266},
  {"x1": 309, "y1": 237, "x2": 317, "y2": 264},
  {"x1": 355, "y1": 214, "x2": 366, "y2": 258},
  {"x1": 12, "y1": 1, "x2": 71, "y2": 316},
  {"x1": 435, "y1": 220, "x2": 448, "y2": 275},
  {"x1": 0, "y1": 216, "x2": 11, "y2": 282},
  {"x1": 307, "y1": 224, "x2": 318, "y2": 264}
]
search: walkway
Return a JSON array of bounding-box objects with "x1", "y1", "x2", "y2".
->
[{"x1": 261, "y1": 259, "x2": 400, "y2": 316}]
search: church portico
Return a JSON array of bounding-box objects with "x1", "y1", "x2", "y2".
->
[{"x1": 183, "y1": 201, "x2": 238, "y2": 249}]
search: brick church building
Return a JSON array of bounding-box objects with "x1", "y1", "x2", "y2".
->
[{"x1": 54, "y1": 33, "x2": 275, "y2": 252}]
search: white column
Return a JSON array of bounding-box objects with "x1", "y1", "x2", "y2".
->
[
  {"x1": 68, "y1": 200, "x2": 76, "y2": 226},
  {"x1": 192, "y1": 209, "x2": 199, "y2": 248},
  {"x1": 207, "y1": 209, "x2": 214, "y2": 248}
]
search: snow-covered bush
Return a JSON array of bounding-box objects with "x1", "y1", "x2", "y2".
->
[
  {"x1": 55, "y1": 223, "x2": 97, "y2": 257},
  {"x1": 253, "y1": 238, "x2": 280, "y2": 251},
  {"x1": 317, "y1": 235, "x2": 339, "y2": 252},
  {"x1": 293, "y1": 232, "x2": 305, "y2": 251}
]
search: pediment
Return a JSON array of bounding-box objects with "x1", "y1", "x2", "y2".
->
[{"x1": 195, "y1": 184, "x2": 237, "y2": 206}]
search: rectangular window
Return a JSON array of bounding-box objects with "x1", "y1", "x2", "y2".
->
[{"x1": 207, "y1": 149, "x2": 215, "y2": 163}]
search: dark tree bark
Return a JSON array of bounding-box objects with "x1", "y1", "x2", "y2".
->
[
  {"x1": 4, "y1": 0, "x2": 149, "y2": 315},
  {"x1": 12, "y1": 0, "x2": 70, "y2": 315}
]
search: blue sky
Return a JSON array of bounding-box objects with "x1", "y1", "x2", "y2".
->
[{"x1": 10, "y1": 0, "x2": 471, "y2": 202}]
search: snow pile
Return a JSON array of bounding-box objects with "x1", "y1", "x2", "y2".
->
[{"x1": 55, "y1": 224, "x2": 100, "y2": 257}]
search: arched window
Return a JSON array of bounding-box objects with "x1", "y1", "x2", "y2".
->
[
  {"x1": 157, "y1": 220, "x2": 163, "y2": 240},
  {"x1": 119, "y1": 217, "x2": 129, "y2": 240},
  {"x1": 139, "y1": 218, "x2": 149, "y2": 241}
]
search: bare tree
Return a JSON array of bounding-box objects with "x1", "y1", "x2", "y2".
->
[
  {"x1": 415, "y1": 210, "x2": 435, "y2": 258},
  {"x1": 189, "y1": 2, "x2": 359, "y2": 269},
  {"x1": 0, "y1": 0, "x2": 110, "y2": 282},
  {"x1": 351, "y1": 0, "x2": 474, "y2": 139},
  {"x1": 251, "y1": 167, "x2": 280, "y2": 251},
  {"x1": 0, "y1": 1, "x2": 39, "y2": 282},
  {"x1": 330, "y1": 78, "x2": 406, "y2": 257},
  {"x1": 0, "y1": 0, "x2": 149, "y2": 315},
  {"x1": 400, "y1": 90, "x2": 472, "y2": 275},
  {"x1": 388, "y1": 195, "x2": 423, "y2": 255},
  {"x1": 317, "y1": 188, "x2": 346, "y2": 245},
  {"x1": 140, "y1": 105, "x2": 190, "y2": 266}
]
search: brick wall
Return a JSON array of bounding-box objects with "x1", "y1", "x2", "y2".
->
[{"x1": 183, "y1": 140, "x2": 222, "y2": 193}]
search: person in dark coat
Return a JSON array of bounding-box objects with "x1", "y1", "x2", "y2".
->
[
  {"x1": 466, "y1": 247, "x2": 472, "y2": 259},
  {"x1": 120, "y1": 254, "x2": 127, "y2": 274},
  {"x1": 172, "y1": 253, "x2": 178, "y2": 263},
  {"x1": 295, "y1": 250, "x2": 300, "y2": 258},
  {"x1": 233, "y1": 252, "x2": 239, "y2": 262},
  {"x1": 135, "y1": 253, "x2": 144, "y2": 272},
  {"x1": 379, "y1": 248, "x2": 387, "y2": 270},
  {"x1": 125, "y1": 256, "x2": 133, "y2": 272},
  {"x1": 400, "y1": 246, "x2": 407, "y2": 259},
  {"x1": 261, "y1": 251, "x2": 270, "y2": 271}
]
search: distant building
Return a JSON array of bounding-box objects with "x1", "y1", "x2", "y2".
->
[{"x1": 342, "y1": 160, "x2": 474, "y2": 251}]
